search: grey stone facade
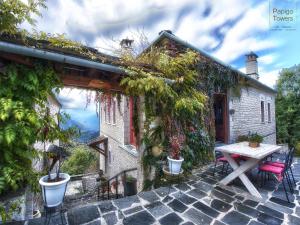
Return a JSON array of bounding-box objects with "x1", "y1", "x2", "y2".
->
[
  {"x1": 100, "y1": 84, "x2": 277, "y2": 191},
  {"x1": 100, "y1": 96, "x2": 139, "y2": 182},
  {"x1": 228, "y1": 86, "x2": 276, "y2": 144}
]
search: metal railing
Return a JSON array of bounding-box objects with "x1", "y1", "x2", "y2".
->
[{"x1": 97, "y1": 168, "x2": 137, "y2": 200}]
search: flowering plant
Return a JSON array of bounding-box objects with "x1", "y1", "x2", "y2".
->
[{"x1": 169, "y1": 134, "x2": 185, "y2": 160}]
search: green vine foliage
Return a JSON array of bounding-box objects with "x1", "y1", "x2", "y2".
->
[
  {"x1": 120, "y1": 44, "x2": 240, "y2": 187},
  {"x1": 0, "y1": 200, "x2": 21, "y2": 222},
  {"x1": 120, "y1": 48, "x2": 212, "y2": 184},
  {"x1": 0, "y1": 0, "x2": 46, "y2": 35},
  {"x1": 0, "y1": 62, "x2": 63, "y2": 195}
]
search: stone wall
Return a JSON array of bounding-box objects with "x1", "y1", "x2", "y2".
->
[
  {"x1": 228, "y1": 86, "x2": 276, "y2": 144},
  {"x1": 100, "y1": 96, "x2": 139, "y2": 183}
]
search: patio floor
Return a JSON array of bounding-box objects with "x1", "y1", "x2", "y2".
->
[{"x1": 14, "y1": 158, "x2": 300, "y2": 225}]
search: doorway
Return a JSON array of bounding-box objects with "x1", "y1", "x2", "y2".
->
[{"x1": 214, "y1": 94, "x2": 228, "y2": 143}]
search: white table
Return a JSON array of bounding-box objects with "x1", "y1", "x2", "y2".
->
[{"x1": 215, "y1": 142, "x2": 282, "y2": 198}]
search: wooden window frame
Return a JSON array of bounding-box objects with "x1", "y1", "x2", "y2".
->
[
  {"x1": 267, "y1": 102, "x2": 271, "y2": 123},
  {"x1": 129, "y1": 97, "x2": 137, "y2": 146},
  {"x1": 107, "y1": 97, "x2": 111, "y2": 124},
  {"x1": 104, "y1": 103, "x2": 107, "y2": 123},
  {"x1": 261, "y1": 101, "x2": 265, "y2": 123},
  {"x1": 112, "y1": 99, "x2": 116, "y2": 125}
]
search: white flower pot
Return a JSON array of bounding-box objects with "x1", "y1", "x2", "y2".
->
[
  {"x1": 39, "y1": 173, "x2": 70, "y2": 207},
  {"x1": 167, "y1": 156, "x2": 184, "y2": 174}
]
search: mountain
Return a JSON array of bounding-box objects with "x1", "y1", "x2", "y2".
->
[{"x1": 61, "y1": 109, "x2": 100, "y2": 143}]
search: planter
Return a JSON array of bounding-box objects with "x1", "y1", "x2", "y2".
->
[
  {"x1": 167, "y1": 156, "x2": 184, "y2": 174},
  {"x1": 249, "y1": 142, "x2": 260, "y2": 148},
  {"x1": 123, "y1": 178, "x2": 137, "y2": 196},
  {"x1": 39, "y1": 173, "x2": 70, "y2": 207}
]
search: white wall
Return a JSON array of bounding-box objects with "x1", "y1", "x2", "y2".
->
[
  {"x1": 100, "y1": 96, "x2": 138, "y2": 179},
  {"x1": 228, "y1": 86, "x2": 276, "y2": 144}
]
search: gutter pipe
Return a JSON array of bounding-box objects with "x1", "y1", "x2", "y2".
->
[{"x1": 0, "y1": 41, "x2": 125, "y2": 74}]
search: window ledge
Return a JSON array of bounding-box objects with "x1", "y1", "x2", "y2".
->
[{"x1": 119, "y1": 145, "x2": 138, "y2": 157}]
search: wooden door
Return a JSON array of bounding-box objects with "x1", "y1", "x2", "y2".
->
[
  {"x1": 214, "y1": 94, "x2": 228, "y2": 143},
  {"x1": 129, "y1": 97, "x2": 136, "y2": 146}
]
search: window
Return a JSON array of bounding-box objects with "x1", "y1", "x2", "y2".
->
[
  {"x1": 104, "y1": 104, "x2": 107, "y2": 123},
  {"x1": 100, "y1": 105, "x2": 102, "y2": 123},
  {"x1": 107, "y1": 97, "x2": 111, "y2": 124},
  {"x1": 267, "y1": 103, "x2": 271, "y2": 123},
  {"x1": 108, "y1": 150, "x2": 112, "y2": 164},
  {"x1": 261, "y1": 101, "x2": 265, "y2": 123},
  {"x1": 129, "y1": 97, "x2": 136, "y2": 146},
  {"x1": 112, "y1": 99, "x2": 116, "y2": 125}
]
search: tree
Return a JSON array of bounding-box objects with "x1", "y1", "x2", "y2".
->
[
  {"x1": 276, "y1": 65, "x2": 300, "y2": 147},
  {"x1": 0, "y1": 0, "x2": 46, "y2": 34},
  {"x1": 0, "y1": 0, "x2": 73, "y2": 195}
]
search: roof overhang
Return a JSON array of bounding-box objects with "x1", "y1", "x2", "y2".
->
[
  {"x1": 145, "y1": 31, "x2": 277, "y2": 94},
  {"x1": 0, "y1": 41, "x2": 125, "y2": 91}
]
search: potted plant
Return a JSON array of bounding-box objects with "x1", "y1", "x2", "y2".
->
[
  {"x1": 167, "y1": 135, "x2": 185, "y2": 174},
  {"x1": 248, "y1": 133, "x2": 263, "y2": 148},
  {"x1": 123, "y1": 175, "x2": 137, "y2": 196},
  {"x1": 39, "y1": 145, "x2": 70, "y2": 207}
]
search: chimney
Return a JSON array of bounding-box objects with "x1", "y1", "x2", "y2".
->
[
  {"x1": 120, "y1": 38, "x2": 134, "y2": 49},
  {"x1": 245, "y1": 52, "x2": 259, "y2": 80}
]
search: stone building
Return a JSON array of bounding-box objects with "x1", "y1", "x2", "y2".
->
[
  {"x1": 98, "y1": 31, "x2": 277, "y2": 185},
  {"x1": 0, "y1": 30, "x2": 276, "y2": 190},
  {"x1": 99, "y1": 96, "x2": 139, "y2": 179}
]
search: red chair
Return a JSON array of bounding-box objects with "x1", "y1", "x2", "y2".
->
[
  {"x1": 258, "y1": 148, "x2": 295, "y2": 202},
  {"x1": 264, "y1": 148, "x2": 296, "y2": 186},
  {"x1": 213, "y1": 152, "x2": 244, "y2": 176}
]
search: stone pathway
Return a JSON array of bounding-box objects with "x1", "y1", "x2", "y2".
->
[{"x1": 8, "y1": 158, "x2": 300, "y2": 225}]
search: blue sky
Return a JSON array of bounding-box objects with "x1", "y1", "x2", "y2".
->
[
  {"x1": 23, "y1": 0, "x2": 300, "y2": 126},
  {"x1": 56, "y1": 88, "x2": 100, "y2": 131}
]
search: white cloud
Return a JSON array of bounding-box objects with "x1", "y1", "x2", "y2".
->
[
  {"x1": 57, "y1": 88, "x2": 98, "y2": 113},
  {"x1": 175, "y1": 0, "x2": 251, "y2": 50},
  {"x1": 258, "y1": 68, "x2": 280, "y2": 88},
  {"x1": 213, "y1": 2, "x2": 280, "y2": 63},
  {"x1": 259, "y1": 53, "x2": 279, "y2": 65},
  {"x1": 22, "y1": 0, "x2": 286, "y2": 93},
  {"x1": 238, "y1": 66, "x2": 280, "y2": 88},
  {"x1": 238, "y1": 66, "x2": 246, "y2": 74},
  {"x1": 238, "y1": 63, "x2": 280, "y2": 88}
]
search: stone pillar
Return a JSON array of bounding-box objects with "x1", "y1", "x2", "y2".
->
[{"x1": 137, "y1": 96, "x2": 145, "y2": 192}]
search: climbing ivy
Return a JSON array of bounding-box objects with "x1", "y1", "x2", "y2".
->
[
  {"x1": 119, "y1": 42, "x2": 240, "y2": 186},
  {"x1": 0, "y1": 62, "x2": 66, "y2": 195}
]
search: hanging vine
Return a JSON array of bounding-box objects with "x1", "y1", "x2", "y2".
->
[
  {"x1": 0, "y1": 61, "x2": 75, "y2": 196},
  {"x1": 118, "y1": 40, "x2": 241, "y2": 188}
]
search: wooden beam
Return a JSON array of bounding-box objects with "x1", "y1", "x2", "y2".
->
[
  {"x1": 0, "y1": 53, "x2": 32, "y2": 66},
  {"x1": 0, "y1": 51, "x2": 124, "y2": 92},
  {"x1": 61, "y1": 74, "x2": 123, "y2": 91}
]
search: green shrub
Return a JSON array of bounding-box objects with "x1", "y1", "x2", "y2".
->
[
  {"x1": 248, "y1": 133, "x2": 263, "y2": 143},
  {"x1": 236, "y1": 135, "x2": 249, "y2": 142},
  {"x1": 295, "y1": 142, "x2": 300, "y2": 157},
  {"x1": 61, "y1": 145, "x2": 98, "y2": 175}
]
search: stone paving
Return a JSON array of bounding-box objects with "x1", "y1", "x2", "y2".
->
[{"x1": 8, "y1": 157, "x2": 300, "y2": 225}]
